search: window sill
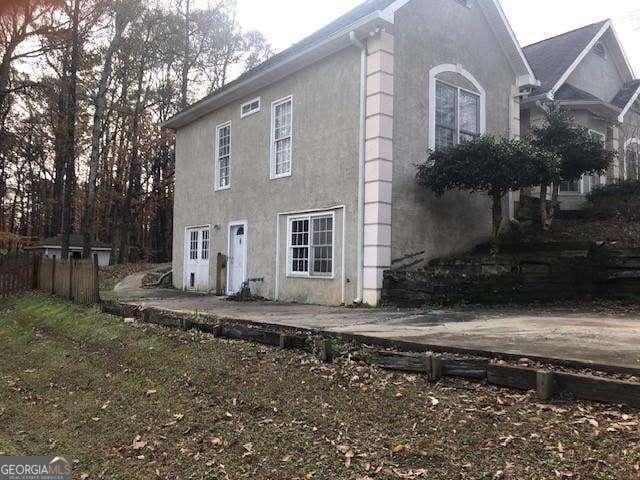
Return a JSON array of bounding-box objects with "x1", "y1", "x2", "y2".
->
[
  {"x1": 270, "y1": 171, "x2": 292, "y2": 180},
  {"x1": 215, "y1": 185, "x2": 231, "y2": 192},
  {"x1": 286, "y1": 273, "x2": 335, "y2": 280}
]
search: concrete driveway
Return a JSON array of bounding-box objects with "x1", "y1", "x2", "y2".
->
[{"x1": 105, "y1": 272, "x2": 640, "y2": 372}]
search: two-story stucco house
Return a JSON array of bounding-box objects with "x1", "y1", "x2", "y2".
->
[
  {"x1": 164, "y1": 0, "x2": 638, "y2": 306},
  {"x1": 520, "y1": 20, "x2": 640, "y2": 210}
]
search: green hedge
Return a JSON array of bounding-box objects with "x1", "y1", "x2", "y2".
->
[{"x1": 586, "y1": 179, "x2": 640, "y2": 203}]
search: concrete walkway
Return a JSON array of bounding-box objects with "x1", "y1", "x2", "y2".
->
[{"x1": 106, "y1": 272, "x2": 640, "y2": 372}]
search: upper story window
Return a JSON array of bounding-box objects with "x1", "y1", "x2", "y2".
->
[
  {"x1": 270, "y1": 96, "x2": 293, "y2": 179},
  {"x1": 594, "y1": 42, "x2": 607, "y2": 61},
  {"x1": 287, "y1": 213, "x2": 334, "y2": 278},
  {"x1": 435, "y1": 80, "x2": 480, "y2": 149},
  {"x1": 428, "y1": 64, "x2": 485, "y2": 151},
  {"x1": 215, "y1": 122, "x2": 231, "y2": 190},
  {"x1": 241, "y1": 97, "x2": 260, "y2": 118}
]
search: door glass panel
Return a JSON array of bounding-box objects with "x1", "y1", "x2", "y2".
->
[{"x1": 189, "y1": 230, "x2": 198, "y2": 260}]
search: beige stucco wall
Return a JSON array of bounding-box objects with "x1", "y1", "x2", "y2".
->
[
  {"x1": 566, "y1": 32, "x2": 626, "y2": 103},
  {"x1": 390, "y1": 0, "x2": 519, "y2": 266},
  {"x1": 173, "y1": 47, "x2": 362, "y2": 305}
]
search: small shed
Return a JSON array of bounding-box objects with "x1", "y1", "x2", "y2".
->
[{"x1": 27, "y1": 234, "x2": 112, "y2": 266}]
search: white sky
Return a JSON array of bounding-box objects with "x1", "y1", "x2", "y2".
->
[{"x1": 235, "y1": 0, "x2": 640, "y2": 77}]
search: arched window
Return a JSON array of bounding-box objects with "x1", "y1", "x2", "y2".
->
[
  {"x1": 428, "y1": 64, "x2": 486, "y2": 150},
  {"x1": 625, "y1": 138, "x2": 640, "y2": 180}
]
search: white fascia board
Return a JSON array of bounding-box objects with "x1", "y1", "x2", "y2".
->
[
  {"x1": 384, "y1": 0, "x2": 537, "y2": 85},
  {"x1": 489, "y1": 0, "x2": 537, "y2": 83},
  {"x1": 549, "y1": 20, "x2": 611, "y2": 97},
  {"x1": 618, "y1": 83, "x2": 640, "y2": 123},
  {"x1": 164, "y1": 12, "x2": 390, "y2": 130},
  {"x1": 609, "y1": 22, "x2": 636, "y2": 79}
]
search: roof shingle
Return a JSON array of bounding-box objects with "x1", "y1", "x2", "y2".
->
[
  {"x1": 177, "y1": 0, "x2": 397, "y2": 116},
  {"x1": 612, "y1": 79, "x2": 640, "y2": 110},
  {"x1": 523, "y1": 20, "x2": 608, "y2": 96}
]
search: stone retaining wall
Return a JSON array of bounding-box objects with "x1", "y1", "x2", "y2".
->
[{"x1": 382, "y1": 242, "x2": 640, "y2": 307}]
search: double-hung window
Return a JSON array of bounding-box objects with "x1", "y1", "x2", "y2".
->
[
  {"x1": 434, "y1": 81, "x2": 480, "y2": 150},
  {"x1": 288, "y1": 213, "x2": 334, "y2": 278},
  {"x1": 215, "y1": 122, "x2": 231, "y2": 190},
  {"x1": 270, "y1": 96, "x2": 292, "y2": 178}
]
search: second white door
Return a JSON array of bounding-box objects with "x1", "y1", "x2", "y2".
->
[{"x1": 228, "y1": 223, "x2": 246, "y2": 294}]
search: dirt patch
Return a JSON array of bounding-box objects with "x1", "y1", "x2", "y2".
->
[
  {"x1": 99, "y1": 263, "x2": 169, "y2": 291},
  {"x1": 0, "y1": 294, "x2": 639, "y2": 479}
]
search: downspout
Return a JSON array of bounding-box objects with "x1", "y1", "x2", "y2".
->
[{"x1": 349, "y1": 30, "x2": 366, "y2": 304}]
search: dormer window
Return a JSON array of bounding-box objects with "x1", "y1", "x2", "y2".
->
[{"x1": 594, "y1": 42, "x2": 607, "y2": 60}]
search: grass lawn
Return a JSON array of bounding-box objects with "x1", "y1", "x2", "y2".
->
[{"x1": 1, "y1": 295, "x2": 639, "y2": 479}]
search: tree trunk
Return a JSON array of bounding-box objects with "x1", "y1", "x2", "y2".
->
[
  {"x1": 180, "y1": 0, "x2": 190, "y2": 110},
  {"x1": 0, "y1": 41, "x2": 17, "y2": 121},
  {"x1": 491, "y1": 192, "x2": 503, "y2": 239},
  {"x1": 548, "y1": 182, "x2": 560, "y2": 227},
  {"x1": 60, "y1": 0, "x2": 81, "y2": 260},
  {"x1": 119, "y1": 27, "x2": 150, "y2": 263},
  {"x1": 82, "y1": 8, "x2": 128, "y2": 258},
  {"x1": 540, "y1": 183, "x2": 549, "y2": 231}
]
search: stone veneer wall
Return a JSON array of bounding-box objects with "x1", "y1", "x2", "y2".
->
[{"x1": 382, "y1": 243, "x2": 640, "y2": 307}]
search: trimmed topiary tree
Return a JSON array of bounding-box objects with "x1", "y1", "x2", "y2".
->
[
  {"x1": 529, "y1": 105, "x2": 617, "y2": 227},
  {"x1": 417, "y1": 135, "x2": 559, "y2": 238}
]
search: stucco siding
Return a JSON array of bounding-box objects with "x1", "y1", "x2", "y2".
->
[
  {"x1": 173, "y1": 47, "x2": 361, "y2": 305},
  {"x1": 391, "y1": 0, "x2": 518, "y2": 265},
  {"x1": 566, "y1": 35, "x2": 626, "y2": 103}
]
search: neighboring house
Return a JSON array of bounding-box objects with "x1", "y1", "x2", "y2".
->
[
  {"x1": 520, "y1": 20, "x2": 640, "y2": 210},
  {"x1": 26, "y1": 235, "x2": 112, "y2": 266}
]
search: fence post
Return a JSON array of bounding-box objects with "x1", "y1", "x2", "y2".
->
[
  {"x1": 68, "y1": 258, "x2": 74, "y2": 301},
  {"x1": 51, "y1": 257, "x2": 56, "y2": 295},
  {"x1": 93, "y1": 254, "x2": 100, "y2": 303},
  {"x1": 32, "y1": 254, "x2": 39, "y2": 290}
]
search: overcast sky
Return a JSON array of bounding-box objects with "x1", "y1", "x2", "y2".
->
[{"x1": 235, "y1": 0, "x2": 640, "y2": 76}]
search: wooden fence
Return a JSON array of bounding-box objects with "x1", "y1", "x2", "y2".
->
[
  {"x1": 0, "y1": 252, "x2": 39, "y2": 297},
  {"x1": 0, "y1": 252, "x2": 100, "y2": 304},
  {"x1": 38, "y1": 256, "x2": 100, "y2": 304}
]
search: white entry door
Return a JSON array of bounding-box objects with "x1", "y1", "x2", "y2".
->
[
  {"x1": 227, "y1": 223, "x2": 246, "y2": 294},
  {"x1": 184, "y1": 227, "x2": 210, "y2": 291}
]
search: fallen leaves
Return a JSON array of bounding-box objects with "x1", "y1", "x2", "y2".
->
[
  {"x1": 336, "y1": 445, "x2": 355, "y2": 467},
  {"x1": 390, "y1": 442, "x2": 407, "y2": 454},
  {"x1": 132, "y1": 435, "x2": 147, "y2": 451}
]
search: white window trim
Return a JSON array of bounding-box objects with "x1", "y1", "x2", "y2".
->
[
  {"x1": 226, "y1": 220, "x2": 248, "y2": 295},
  {"x1": 240, "y1": 97, "x2": 261, "y2": 118},
  {"x1": 428, "y1": 64, "x2": 486, "y2": 150},
  {"x1": 270, "y1": 95, "x2": 293, "y2": 180},
  {"x1": 214, "y1": 121, "x2": 231, "y2": 191},
  {"x1": 624, "y1": 138, "x2": 640, "y2": 180},
  {"x1": 286, "y1": 211, "x2": 335, "y2": 280}
]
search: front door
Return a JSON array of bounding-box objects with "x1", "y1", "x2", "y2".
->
[
  {"x1": 184, "y1": 227, "x2": 210, "y2": 291},
  {"x1": 228, "y1": 224, "x2": 246, "y2": 294}
]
